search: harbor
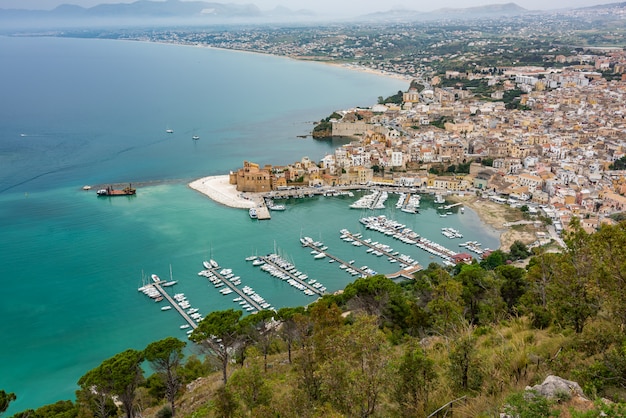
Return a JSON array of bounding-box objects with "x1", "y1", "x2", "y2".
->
[
  {"x1": 254, "y1": 253, "x2": 326, "y2": 296},
  {"x1": 198, "y1": 260, "x2": 270, "y2": 312},
  {"x1": 138, "y1": 276, "x2": 198, "y2": 331}
]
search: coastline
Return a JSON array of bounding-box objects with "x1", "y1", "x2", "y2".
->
[
  {"x1": 188, "y1": 175, "x2": 531, "y2": 252},
  {"x1": 188, "y1": 175, "x2": 257, "y2": 209},
  {"x1": 449, "y1": 194, "x2": 540, "y2": 252},
  {"x1": 121, "y1": 38, "x2": 413, "y2": 84}
]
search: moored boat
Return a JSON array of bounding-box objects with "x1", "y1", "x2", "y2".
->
[{"x1": 97, "y1": 184, "x2": 136, "y2": 196}]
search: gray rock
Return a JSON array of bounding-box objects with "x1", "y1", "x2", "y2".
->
[{"x1": 526, "y1": 375, "x2": 584, "y2": 399}]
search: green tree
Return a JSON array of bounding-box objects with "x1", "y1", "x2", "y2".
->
[
  {"x1": 509, "y1": 240, "x2": 530, "y2": 260},
  {"x1": 589, "y1": 222, "x2": 626, "y2": 328},
  {"x1": 190, "y1": 309, "x2": 243, "y2": 384},
  {"x1": 427, "y1": 277, "x2": 464, "y2": 333},
  {"x1": 393, "y1": 343, "x2": 437, "y2": 417},
  {"x1": 480, "y1": 249, "x2": 507, "y2": 270},
  {"x1": 319, "y1": 315, "x2": 390, "y2": 417},
  {"x1": 78, "y1": 349, "x2": 144, "y2": 418},
  {"x1": 144, "y1": 337, "x2": 186, "y2": 416},
  {"x1": 239, "y1": 310, "x2": 277, "y2": 372},
  {"x1": 497, "y1": 264, "x2": 528, "y2": 313},
  {"x1": 0, "y1": 391, "x2": 16, "y2": 416},
  {"x1": 548, "y1": 219, "x2": 599, "y2": 333},
  {"x1": 228, "y1": 354, "x2": 272, "y2": 413},
  {"x1": 212, "y1": 385, "x2": 239, "y2": 418},
  {"x1": 448, "y1": 334, "x2": 482, "y2": 392},
  {"x1": 276, "y1": 306, "x2": 306, "y2": 364}
]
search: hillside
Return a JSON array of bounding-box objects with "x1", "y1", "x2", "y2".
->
[{"x1": 6, "y1": 220, "x2": 626, "y2": 417}]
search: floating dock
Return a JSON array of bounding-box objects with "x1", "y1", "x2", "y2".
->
[
  {"x1": 339, "y1": 229, "x2": 422, "y2": 269},
  {"x1": 208, "y1": 268, "x2": 265, "y2": 311},
  {"x1": 259, "y1": 255, "x2": 325, "y2": 296},
  {"x1": 301, "y1": 239, "x2": 370, "y2": 277}
]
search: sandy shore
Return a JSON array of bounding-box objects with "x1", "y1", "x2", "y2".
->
[
  {"x1": 188, "y1": 175, "x2": 257, "y2": 209},
  {"x1": 449, "y1": 195, "x2": 541, "y2": 251}
]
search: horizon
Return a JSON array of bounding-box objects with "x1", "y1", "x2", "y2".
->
[{"x1": 0, "y1": 0, "x2": 618, "y2": 16}]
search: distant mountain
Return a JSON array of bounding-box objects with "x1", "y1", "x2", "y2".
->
[
  {"x1": 0, "y1": 0, "x2": 317, "y2": 22},
  {"x1": 359, "y1": 2, "x2": 529, "y2": 22},
  {"x1": 578, "y1": 2, "x2": 626, "y2": 10}
]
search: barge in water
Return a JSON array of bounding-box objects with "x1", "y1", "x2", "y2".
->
[{"x1": 96, "y1": 184, "x2": 136, "y2": 196}]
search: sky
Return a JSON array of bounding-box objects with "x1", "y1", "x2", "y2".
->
[{"x1": 0, "y1": 0, "x2": 617, "y2": 14}]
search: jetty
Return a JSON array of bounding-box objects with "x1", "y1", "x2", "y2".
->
[
  {"x1": 257, "y1": 254, "x2": 326, "y2": 296},
  {"x1": 300, "y1": 237, "x2": 370, "y2": 277},
  {"x1": 255, "y1": 200, "x2": 271, "y2": 220},
  {"x1": 199, "y1": 263, "x2": 270, "y2": 312},
  {"x1": 443, "y1": 202, "x2": 463, "y2": 210},
  {"x1": 154, "y1": 283, "x2": 198, "y2": 329},
  {"x1": 339, "y1": 229, "x2": 422, "y2": 269},
  {"x1": 139, "y1": 281, "x2": 198, "y2": 330},
  {"x1": 359, "y1": 215, "x2": 457, "y2": 264}
]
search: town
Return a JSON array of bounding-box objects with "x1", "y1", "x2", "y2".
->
[
  {"x1": 230, "y1": 60, "x2": 626, "y2": 239},
  {"x1": 48, "y1": 3, "x2": 626, "y2": 239}
]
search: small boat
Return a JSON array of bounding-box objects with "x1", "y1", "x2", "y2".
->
[
  {"x1": 245, "y1": 255, "x2": 257, "y2": 261},
  {"x1": 203, "y1": 260, "x2": 211, "y2": 269},
  {"x1": 210, "y1": 259, "x2": 219, "y2": 268},
  {"x1": 180, "y1": 324, "x2": 190, "y2": 329},
  {"x1": 166, "y1": 128, "x2": 174, "y2": 134},
  {"x1": 161, "y1": 306, "x2": 172, "y2": 311},
  {"x1": 162, "y1": 281, "x2": 177, "y2": 287},
  {"x1": 192, "y1": 135, "x2": 200, "y2": 140},
  {"x1": 249, "y1": 208, "x2": 258, "y2": 219}
]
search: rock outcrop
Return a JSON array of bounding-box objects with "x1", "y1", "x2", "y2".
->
[{"x1": 526, "y1": 375, "x2": 585, "y2": 399}]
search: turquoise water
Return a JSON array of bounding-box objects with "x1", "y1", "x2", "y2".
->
[{"x1": 0, "y1": 36, "x2": 498, "y2": 413}]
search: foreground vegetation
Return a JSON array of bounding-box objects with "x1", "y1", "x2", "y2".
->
[{"x1": 6, "y1": 219, "x2": 626, "y2": 417}]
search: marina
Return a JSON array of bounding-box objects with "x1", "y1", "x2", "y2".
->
[
  {"x1": 255, "y1": 253, "x2": 326, "y2": 296},
  {"x1": 300, "y1": 237, "x2": 371, "y2": 277},
  {"x1": 198, "y1": 261, "x2": 270, "y2": 312},
  {"x1": 139, "y1": 279, "x2": 198, "y2": 330},
  {"x1": 360, "y1": 215, "x2": 459, "y2": 265},
  {"x1": 349, "y1": 190, "x2": 388, "y2": 210},
  {"x1": 339, "y1": 229, "x2": 422, "y2": 270}
]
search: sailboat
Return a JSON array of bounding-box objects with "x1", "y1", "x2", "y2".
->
[{"x1": 162, "y1": 264, "x2": 178, "y2": 287}]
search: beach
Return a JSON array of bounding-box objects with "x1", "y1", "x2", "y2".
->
[
  {"x1": 450, "y1": 194, "x2": 542, "y2": 251},
  {"x1": 188, "y1": 175, "x2": 257, "y2": 209}
]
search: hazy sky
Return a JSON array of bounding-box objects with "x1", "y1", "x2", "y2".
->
[{"x1": 0, "y1": 0, "x2": 616, "y2": 14}]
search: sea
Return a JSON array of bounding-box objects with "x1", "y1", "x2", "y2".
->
[{"x1": 0, "y1": 35, "x2": 499, "y2": 414}]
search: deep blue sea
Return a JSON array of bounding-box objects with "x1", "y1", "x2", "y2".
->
[{"x1": 0, "y1": 35, "x2": 499, "y2": 414}]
